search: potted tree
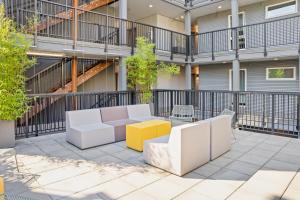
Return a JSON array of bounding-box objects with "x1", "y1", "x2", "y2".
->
[
  {"x1": 0, "y1": 5, "x2": 35, "y2": 148},
  {"x1": 126, "y1": 37, "x2": 179, "y2": 103}
]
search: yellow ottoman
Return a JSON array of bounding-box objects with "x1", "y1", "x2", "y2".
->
[
  {"x1": 126, "y1": 120, "x2": 171, "y2": 151},
  {"x1": 0, "y1": 177, "x2": 4, "y2": 200}
]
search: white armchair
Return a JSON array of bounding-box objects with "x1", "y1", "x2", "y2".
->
[
  {"x1": 143, "y1": 121, "x2": 210, "y2": 176},
  {"x1": 66, "y1": 109, "x2": 114, "y2": 149}
]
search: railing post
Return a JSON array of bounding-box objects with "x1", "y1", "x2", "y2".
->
[
  {"x1": 235, "y1": 28, "x2": 239, "y2": 59},
  {"x1": 46, "y1": 15, "x2": 50, "y2": 37},
  {"x1": 271, "y1": 94, "x2": 275, "y2": 133},
  {"x1": 170, "y1": 32, "x2": 173, "y2": 60},
  {"x1": 211, "y1": 32, "x2": 215, "y2": 61},
  {"x1": 296, "y1": 95, "x2": 300, "y2": 136},
  {"x1": 152, "y1": 26, "x2": 156, "y2": 53},
  {"x1": 233, "y1": 92, "x2": 238, "y2": 123},
  {"x1": 34, "y1": 0, "x2": 38, "y2": 46},
  {"x1": 98, "y1": 24, "x2": 102, "y2": 43},
  {"x1": 170, "y1": 90, "x2": 174, "y2": 116},
  {"x1": 191, "y1": 35, "x2": 195, "y2": 62},
  {"x1": 131, "y1": 91, "x2": 136, "y2": 105},
  {"x1": 104, "y1": 15, "x2": 108, "y2": 52},
  {"x1": 202, "y1": 91, "x2": 206, "y2": 120},
  {"x1": 185, "y1": 35, "x2": 189, "y2": 61},
  {"x1": 264, "y1": 23, "x2": 267, "y2": 57},
  {"x1": 210, "y1": 92, "x2": 214, "y2": 117},
  {"x1": 153, "y1": 90, "x2": 159, "y2": 116},
  {"x1": 131, "y1": 21, "x2": 134, "y2": 55},
  {"x1": 25, "y1": 111, "x2": 29, "y2": 138}
]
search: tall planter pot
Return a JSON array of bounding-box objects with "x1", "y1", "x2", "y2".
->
[{"x1": 0, "y1": 120, "x2": 15, "y2": 148}]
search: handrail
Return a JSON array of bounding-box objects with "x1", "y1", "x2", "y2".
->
[{"x1": 194, "y1": 14, "x2": 300, "y2": 36}]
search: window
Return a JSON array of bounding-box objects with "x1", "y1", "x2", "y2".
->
[
  {"x1": 266, "y1": 67, "x2": 296, "y2": 80},
  {"x1": 266, "y1": 0, "x2": 297, "y2": 19}
]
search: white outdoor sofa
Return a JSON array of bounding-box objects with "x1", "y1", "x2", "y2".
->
[
  {"x1": 143, "y1": 121, "x2": 211, "y2": 176},
  {"x1": 66, "y1": 109, "x2": 114, "y2": 149},
  {"x1": 207, "y1": 115, "x2": 232, "y2": 160},
  {"x1": 127, "y1": 104, "x2": 164, "y2": 122}
]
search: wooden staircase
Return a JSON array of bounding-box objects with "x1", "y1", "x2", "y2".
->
[
  {"x1": 23, "y1": 61, "x2": 114, "y2": 122},
  {"x1": 37, "y1": 0, "x2": 116, "y2": 31}
]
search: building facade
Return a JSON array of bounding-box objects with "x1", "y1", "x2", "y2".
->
[{"x1": 2, "y1": 0, "x2": 300, "y2": 93}]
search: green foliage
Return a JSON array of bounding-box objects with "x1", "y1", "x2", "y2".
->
[
  {"x1": 126, "y1": 37, "x2": 180, "y2": 103},
  {"x1": 0, "y1": 5, "x2": 35, "y2": 120}
]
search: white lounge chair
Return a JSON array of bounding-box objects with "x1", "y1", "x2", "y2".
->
[
  {"x1": 66, "y1": 109, "x2": 114, "y2": 149},
  {"x1": 143, "y1": 121, "x2": 210, "y2": 176},
  {"x1": 127, "y1": 104, "x2": 164, "y2": 122}
]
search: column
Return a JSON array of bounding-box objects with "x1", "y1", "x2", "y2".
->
[
  {"x1": 118, "y1": 57, "x2": 127, "y2": 91},
  {"x1": 232, "y1": 60, "x2": 240, "y2": 91},
  {"x1": 118, "y1": 0, "x2": 127, "y2": 91},
  {"x1": 231, "y1": 0, "x2": 240, "y2": 91},
  {"x1": 71, "y1": 0, "x2": 78, "y2": 93},
  {"x1": 71, "y1": 57, "x2": 78, "y2": 93},
  {"x1": 119, "y1": 0, "x2": 127, "y2": 45},
  {"x1": 185, "y1": 10, "x2": 192, "y2": 90},
  {"x1": 185, "y1": 63, "x2": 192, "y2": 90}
]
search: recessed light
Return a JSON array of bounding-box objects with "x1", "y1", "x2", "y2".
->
[
  {"x1": 274, "y1": 58, "x2": 279, "y2": 61},
  {"x1": 149, "y1": 4, "x2": 153, "y2": 8},
  {"x1": 218, "y1": 5, "x2": 222, "y2": 9},
  {"x1": 180, "y1": 15, "x2": 184, "y2": 19},
  {"x1": 175, "y1": 17, "x2": 179, "y2": 20}
]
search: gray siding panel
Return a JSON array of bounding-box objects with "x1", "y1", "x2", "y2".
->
[
  {"x1": 199, "y1": 60, "x2": 299, "y2": 92},
  {"x1": 197, "y1": 0, "x2": 300, "y2": 33}
]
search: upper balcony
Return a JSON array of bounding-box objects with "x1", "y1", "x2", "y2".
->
[
  {"x1": 192, "y1": 14, "x2": 300, "y2": 64},
  {"x1": 4, "y1": 0, "x2": 300, "y2": 64},
  {"x1": 4, "y1": 0, "x2": 189, "y2": 63}
]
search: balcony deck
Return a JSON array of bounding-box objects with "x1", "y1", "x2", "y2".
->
[{"x1": 1, "y1": 130, "x2": 300, "y2": 200}]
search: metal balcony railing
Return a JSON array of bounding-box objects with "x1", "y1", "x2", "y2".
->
[
  {"x1": 191, "y1": 14, "x2": 300, "y2": 60},
  {"x1": 3, "y1": 0, "x2": 300, "y2": 61},
  {"x1": 4, "y1": 0, "x2": 188, "y2": 59},
  {"x1": 16, "y1": 90, "x2": 300, "y2": 139}
]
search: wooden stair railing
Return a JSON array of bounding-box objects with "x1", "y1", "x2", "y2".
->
[
  {"x1": 37, "y1": 0, "x2": 115, "y2": 31},
  {"x1": 23, "y1": 61, "x2": 114, "y2": 123}
]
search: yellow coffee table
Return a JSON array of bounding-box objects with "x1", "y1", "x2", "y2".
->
[
  {"x1": 126, "y1": 120, "x2": 171, "y2": 151},
  {"x1": 0, "y1": 177, "x2": 3, "y2": 200}
]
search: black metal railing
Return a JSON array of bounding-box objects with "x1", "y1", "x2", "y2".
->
[
  {"x1": 192, "y1": 14, "x2": 300, "y2": 59},
  {"x1": 4, "y1": 0, "x2": 300, "y2": 60},
  {"x1": 16, "y1": 90, "x2": 300, "y2": 139},
  {"x1": 4, "y1": 0, "x2": 188, "y2": 56}
]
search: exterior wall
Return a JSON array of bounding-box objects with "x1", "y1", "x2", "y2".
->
[
  {"x1": 197, "y1": 0, "x2": 300, "y2": 33},
  {"x1": 137, "y1": 14, "x2": 185, "y2": 33},
  {"x1": 155, "y1": 66, "x2": 186, "y2": 90},
  {"x1": 78, "y1": 64, "x2": 116, "y2": 92},
  {"x1": 199, "y1": 60, "x2": 299, "y2": 91}
]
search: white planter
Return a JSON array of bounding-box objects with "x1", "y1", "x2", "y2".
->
[{"x1": 0, "y1": 120, "x2": 15, "y2": 148}]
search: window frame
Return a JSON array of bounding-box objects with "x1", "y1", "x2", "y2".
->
[
  {"x1": 265, "y1": 0, "x2": 298, "y2": 19},
  {"x1": 266, "y1": 67, "x2": 296, "y2": 81}
]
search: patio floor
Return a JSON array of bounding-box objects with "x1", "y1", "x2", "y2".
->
[{"x1": 1, "y1": 130, "x2": 300, "y2": 200}]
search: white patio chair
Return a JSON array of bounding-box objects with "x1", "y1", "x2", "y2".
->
[{"x1": 169, "y1": 105, "x2": 195, "y2": 126}]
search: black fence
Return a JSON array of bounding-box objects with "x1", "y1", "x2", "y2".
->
[{"x1": 16, "y1": 90, "x2": 300, "y2": 139}]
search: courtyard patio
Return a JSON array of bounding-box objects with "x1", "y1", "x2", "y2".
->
[{"x1": 1, "y1": 130, "x2": 300, "y2": 200}]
